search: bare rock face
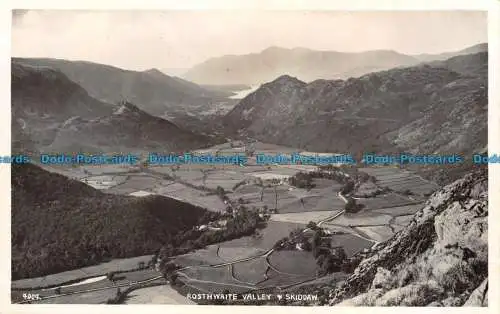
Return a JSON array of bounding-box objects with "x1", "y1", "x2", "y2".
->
[
  {"x1": 463, "y1": 279, "x2": 488, "y2": 306},
  {"x1": 329, "y1": 170, "x2": 487, "y2": 306}
]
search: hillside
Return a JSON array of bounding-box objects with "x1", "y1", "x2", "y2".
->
[
  {"x1": 327, "y1": 169, "x2": 488, "y2": 306},
  {"x1": 413, "y1": 43, "x2": 487, "y2": 63},
  {"x1": 222, "y1": 52, "x2": 487, "y2": 159},
  {"x1": 47, "y1": 101, "x2": 211, "y2": 153},
  {"x1": 11, "y1": 61, "x2": 114, "y2": 151},
  {"x1": 182, "y1": 43, "x2": 486, "y2": 85},
  {"x1": 427, "y1": 51, "x2": 488, "y2": 77},
  {"x1": 11, "y1": 163, "x2": 218, "y2": 280},
  {"x1": 12, "y1": 58, "x2": 232, "y2": 119},
  {"x1": 11, "y1": 61, "x2": 212, "y2": 154}
]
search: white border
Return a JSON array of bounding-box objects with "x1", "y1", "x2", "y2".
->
[{"x1": 1, "y1": 1, "x2": 498, "y2": 314}]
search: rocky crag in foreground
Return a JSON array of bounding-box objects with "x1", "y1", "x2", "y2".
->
[{"x1": 328, "y1": 169, "x2": 488, "y2": 306}]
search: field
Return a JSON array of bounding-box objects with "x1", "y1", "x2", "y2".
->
[
  {"x1": 324, "y1": 213, "x2": 393, "y2": 227},
  {"x1": 393, "y1": 214, "x2": 414, "y2": 227},
  {"x1": 125, "y1": 285, "x2": 196, "y2": 304},
  {"x1": 231, "y1": 257, "x2": 269, "y2": 284},
  {"x1": 354, "y1": 226, "x2": 395, "y2": 242},
  {"x1": 329, "y1": 234, "x2": 374, "y2": 257},
  {"x1": 267, "y1": 251, "x2": 317, "y2": 277},
  {"x1": 217, "y1": 247, "x2": 267, "y2": 261},
  {"x1": 270, "y1": 210, "x2": 341, "y2": 224},
  {"x1": 13, "y1": 268, "x2": 165, "y2": 304},
  {"x1": 356, "y1": 193, "x2": 418, "y2": 210},
  {"x1": 219, "y1": 221, "x2": 306, "y2": 250},
  {"x1": 372, "y1": 204, "x2": 423, "y2": 216},
  {"x1": 259, "y1": 269, "x2": 314, "y2": 288},
  {"x1": 173, "y1": 246, "x2": 225, "y2": 266},
  {"x1": 177, "y1": 266, "x2": 242, "y2": 285},
  {"x1": 358, "y1": 167, "x2": 439, "y2": 195},
  {"x1": 36, "y1": 288, "x2": 117, "y2": 304},
  {"x1": 12, "y1": 255, "x2": 153, "y2": 290},
  {"x1": 180, "y1": 280, "x2": 254, "y2": 294}
]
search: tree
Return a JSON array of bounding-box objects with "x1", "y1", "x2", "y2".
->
[
  {"x1": 169, "y1": 273, "x2": 179, "y2": 285},
  {"x1": 344, "y1": 198, "x2": 363, "y2": 213},
  {"x1": 307, "y1": 221, "x2": 318, "y2": 231},
  {"x1": 301, "y1": 240, "x2": 312, "y2": 251},
  {"x1": 216, "y1": 186, "x2": 225, "y2": 197},
  {"x1": 106, "y1": 271, "x2": 115, "y2": 282},
  {"x1": 311, "y1": 231, "x2": 322, "y2": 255},
  {"x1": 341, "y1": 181, "x2": 355, "y2": 195},
  {"x1": 331, "y1": 247, "x2": 347, "y2": 263}
]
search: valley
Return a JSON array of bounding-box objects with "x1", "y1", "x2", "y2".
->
[
  {"x1": 12, "y1": 141, "x2": 439, "y2": 304},
  {"x1": 9, "y1": 15, "x2": 488, "y2": 306}
]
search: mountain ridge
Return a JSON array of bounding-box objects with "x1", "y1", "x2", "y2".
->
[
  {"x1": 12, "y1": 57, "x2": 232, "y2": 119},
  {"x1": 183, "y1": 43, "x2": 487, "y2": 85},
  {"x1": 11, "y1": 61, "x2": 212, "y2": 154},
  {"x1": 222, "y1": 52, "x2": 487, "y2": 162}
]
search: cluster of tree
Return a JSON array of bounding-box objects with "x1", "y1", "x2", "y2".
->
[
  {"x1": 288, "y1": 172, "x2": 316, "y2": 190},
  {"x1": 11, "y1": 163, "x2": 219, "y2": 280},
  {"x1": 356, "y1": 171, "x2": 377, "y2": 184},
  {"x1": 340, "y1": 181, "x2": 355, "y2": 195},
  {"x1": 273, "y1": 226, "x2": 312, "y2": 251},
  {"x1": 311, "y1": 230, "x2": 349, "y2": 275},
  {"x1": 288, "y1": 168, "x2": 370, "y2": 198},
  {"x1": 344, "y1": 198, "x2": 365, "y2": 213},
  {"x1": 357, "y1": 186, "x2": 392, "y2": 198},
  {"x1": 157, "y1": 206, "x2": 265, "y2": 264},
  {"x1": 315, "y1": 166, "x2": 353, "y2": 184}
]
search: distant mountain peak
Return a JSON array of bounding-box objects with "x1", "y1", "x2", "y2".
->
[
  {"x1": 261, "y1": 46, "x2": 287, "y2": 53},
  {"x1": 270, "y1": 74, "x2": 304, "y2": 84},
  {"x1": 143, "y1": 68, "x2": 166, "y2": 76}
]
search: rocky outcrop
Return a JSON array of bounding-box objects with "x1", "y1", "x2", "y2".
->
[{"x1": 328, "y1": 169, "x2": 487, "y2": 306}]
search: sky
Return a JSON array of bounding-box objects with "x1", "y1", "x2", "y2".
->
[{"x1": 11, "y1": 10, "x2": 487, "y2": 72}]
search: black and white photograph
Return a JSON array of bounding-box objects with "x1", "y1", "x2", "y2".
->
[{"x1": 8, "y1": 8, "x2": 490, "y2": 307}]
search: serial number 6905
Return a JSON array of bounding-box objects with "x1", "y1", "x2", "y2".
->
[{"x1": 22, "y1": 293, "x2": 41, "y2": 301}]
